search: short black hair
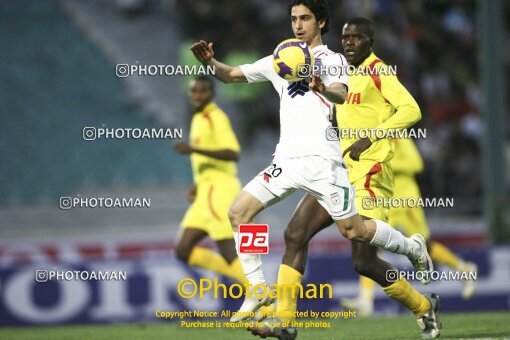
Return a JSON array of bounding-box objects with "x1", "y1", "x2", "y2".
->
[
  {"x1": 193, "y1": 75, "x2": 215, "y2": 95},
  {"x1": 289, "y1": 0, "x2": 330, "y2": 35},
  {"x1": 345, "y1": 17, "x2": 374, "y2": 39}
]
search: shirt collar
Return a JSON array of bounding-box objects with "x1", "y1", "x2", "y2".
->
[
  {"x1": 360, "y1": 52, "x2": 380, "y2": 67},
  {"x1": 197, "y1": 101, "x2": 217, "y2": 115},
  {"x1": 311, "y1": 44, "x2": 328, "y2": 53}
]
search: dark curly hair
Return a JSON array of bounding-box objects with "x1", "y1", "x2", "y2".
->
[{"x1": 288, "y1": 0, "x2": 330, "y2": 35}]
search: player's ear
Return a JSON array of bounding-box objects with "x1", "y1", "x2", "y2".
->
[{"x1": 318, "y1": 19, "x2": 325, "y2": 30}]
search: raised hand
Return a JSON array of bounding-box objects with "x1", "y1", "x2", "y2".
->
[
  {"x1": 309, "y1": 75, "x2": 325, "y2": 93},
  {"x1": 174, "y1": 142, "x2": 193, "y2": 155},
  {"x1": 342, "y1": 137, "x2": 373, "y2": 161},
  {"x1": 190, "y1": 40, "x2": 214, "y2": 63}
]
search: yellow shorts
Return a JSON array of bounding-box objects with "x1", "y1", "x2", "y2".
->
[
  {"x1": 181, "y1": 176, "x2": 241, "y2": 241},
  {"x1": 347, "y1": 160, "x2": 393, "y2": 221},
  {"x1": 388, "y1": 174, "x2": 430, "y2": 239}
]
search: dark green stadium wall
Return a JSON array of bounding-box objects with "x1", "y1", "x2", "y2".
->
[{"x1": 0, "y1": 0, "x2": 191, "y2": 204}]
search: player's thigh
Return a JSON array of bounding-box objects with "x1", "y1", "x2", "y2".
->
[
  {"x1": 300, "y1": 157, "x2": 358, "y2": 221},
  {"x1": 350, "y1": 161, "x2": 393, "y2": 221},
  {"x1": 285, "y1": 194, "x2": 334, "y2": 245},
  {"x1": 240, "y1": 157, "x2": 298, "y2": 211}
]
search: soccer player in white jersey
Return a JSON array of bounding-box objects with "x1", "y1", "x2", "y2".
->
[{"x1": 190, "y1": 0, "x2": 432, "y2": 325}]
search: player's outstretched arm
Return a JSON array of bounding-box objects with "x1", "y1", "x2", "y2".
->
[
  {"x1": 174, "y1": 142, "x2": 239, "y2": 161},
  {"x1": 190, "y1": 40, "x2": 247, "y2": 84},
  {"x1": 192, "y1": 148, "x2": 239, "y2": 161}
]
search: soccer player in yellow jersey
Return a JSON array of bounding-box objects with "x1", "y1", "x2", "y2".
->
[
  {"x1": 264, "y1": 18, "x2": 441, "y2": 339},
  {"x1": 173, "y1": 76, "x2": 246, "y2": 285},
  {"x1": 342, "y1": 138, "x2": 477, "y2": 316}
]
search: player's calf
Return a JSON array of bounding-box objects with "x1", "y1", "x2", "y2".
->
[{"x1": 175, "y1": 244, "x2": 192, "y2": 263}]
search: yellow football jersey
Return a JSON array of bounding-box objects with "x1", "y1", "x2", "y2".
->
[
  {"x1": 391, "y1": 138, "x2": 424, "y2": 175},
  {"x1": 189, "y1": 102, "x2": 240, "y2": 183},
  {"x1": 336, "y1": 53, "x2": 421, "y2": 164}
]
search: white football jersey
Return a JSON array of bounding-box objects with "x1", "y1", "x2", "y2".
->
[{"x1": 240, "y1": 45, "x2": 348, "y2": 159}]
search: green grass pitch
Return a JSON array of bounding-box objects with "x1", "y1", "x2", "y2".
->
[{"x1": 1, "y1": 312, "x2": 509, "y2": 339}]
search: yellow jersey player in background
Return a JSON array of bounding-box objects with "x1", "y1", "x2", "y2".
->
[
  {"x1": 173, "y1": 76, "x2": 246, "y2": 285},
  {"x1": 342, "y1": 138, "x2": 478, "y2": 316}
]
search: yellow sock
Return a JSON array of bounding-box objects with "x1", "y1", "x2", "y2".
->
[
  {"x1": 359, "y1": 276, "x2": 376, "y2": 301},
  {"x1": 430, "y1": 241, "x2": 461, "y2": 270},
  {"x1": 188, "y1": 247, "x2": 241, "y2": 282},
  {"x1": 382, "y1": 278, "x2": 431, "y2": 317},
  {"x1": 276, "y1": 264, "x2": 302, "y2": 323}
]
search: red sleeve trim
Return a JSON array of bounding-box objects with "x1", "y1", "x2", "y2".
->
[
  {"x1": 202, "y1": 112, "x2": 214, "y2": 130},
  {"x1": 367, "y1": 59, "x2": 383, "y2": 93}
]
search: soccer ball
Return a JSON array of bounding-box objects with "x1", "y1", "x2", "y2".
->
[{"x1": 272, "y1": 39, "x2": 314, "y2": 82}]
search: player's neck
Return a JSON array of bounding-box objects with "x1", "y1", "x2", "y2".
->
[
  {"x1": 352, "y1": 50, "x2": 372, "y2": 67},
  {"x1": 307, "y1": 35, "x2": 323, "y2": 49},
  {"x1": 195, "y1": 101, "x2": 212, "y2": 113}
]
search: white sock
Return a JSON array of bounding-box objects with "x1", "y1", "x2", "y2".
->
[
  {"x1": 369, "y1": 220, "x2": 420, "y2": 256},
  {"x1": 233, "y1": 231, "x2": 266, "y2": 286}
]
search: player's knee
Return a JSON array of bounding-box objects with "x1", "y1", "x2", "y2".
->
[
  {"x1": 350, "y1": 230, "x2": 370, "y2": 242},
  {"x1": 175, "y1": 243, "x2": 192, "y2": 263},
  {"x1": 342, "y1": 224, "x2": 364, "y2": 242},
  {"x1": 341, "y1": 220, "x2": 370, "y2": 242},
  {"x1": 353, "y1": 257, "x2": 376, "y2": 277},
  {"x1": 228, "y1": 203, "x2": 249, "y2": 230}
]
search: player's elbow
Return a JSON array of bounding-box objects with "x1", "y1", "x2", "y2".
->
[
  {"x1": 218, "y1": 68, "x2": 237, "y2": 84},
  {"x1": 223, "y1": 76, "x2": 235, "y2": 84},
  {"x1": 410, "y1": 104, "x2": 422, "y2": 124},
  {"x1": 217, "y1": 76, "x2": 232, "y2": 84},
  {"x1": 334, "y1": 93, "x2": 345, "y2": 105},
  {"x1": 226, "y1": 67, "x2": 247, "y2": 83}
]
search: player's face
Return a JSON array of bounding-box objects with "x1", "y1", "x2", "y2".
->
[
  {"x1": 188, "y1": 80, "x2": 213, "y2": 111},
  {"x1": 342, "y1": 24, "x2": 372, "y2": 65},
  {"x1": 291, "y1": 5, "x2": 324, "y2": 44}
]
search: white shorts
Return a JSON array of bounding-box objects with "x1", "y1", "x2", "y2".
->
[{"x1": 243, "y1": 156, "x2": 358, "y2": 220}]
